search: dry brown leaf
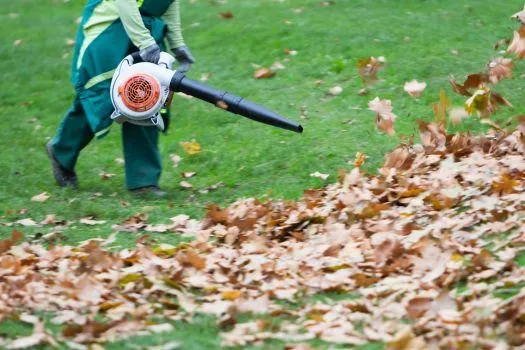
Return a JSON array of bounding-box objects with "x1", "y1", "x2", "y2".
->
[
  {"x1": 432, "y1": 89, "x2": 450, "y2": 127},
  {"x1": 41, "y1": 214, "x2": 57, "y2": 225},
  {"x1": 353, "y1": 152, "x2": 367, "y2": 167},
  {"x1": 507, "y1": 28, "x2": 525, "y2": 58},
  {"x1": 368, "y1": 97, "x2": 397, "y2": 135},
  {"x1": 357, "y1": 56, "x2": 385, "y2": 86},
  {"x1": 449, "y1": 107, "x2": 469, "y2": 125},
  {"x1": 253, "y1": 68, "x2": 276, "y2": 79},
  {"x1": 404, "y1": 80, "x2": 427, "y2": 98},
  {"x1": 222, "y1": 290, "x2": 242, "y2": 301},
  {"x1": 284, "y1": 48, "x2": 298, "y2": 56},
  {"x1": 328, "y1": 86, "x2": 343, "y2": 96},
  {"x1": 31, "y1": 192, "x2": 49, "y2": 202},
  {"x1": 310, "y1": 172, "x2": 329, "y2": 180},
  {"x1": 512, "y1": 7, "x2": 525, "y2": 23},
  {"x1": 0, "y1": 231, "x2": 23, "y2": 253},
  {"x1": 16, "y1": 218, "x2": 38, "y2": 227},
  {"x1": 180, "y1": 181, "x2": 193, "y2": 189},
  {"x1": 170, "y1": 154, "x2": 182, "y2": 167},
  {"x1": 80, "y1": 217, "x2": 106, "y2": 225},
  {"x1": 200, "y1": 72, "x2": 213, "y2": 82},
  {"x1": 99, "y1": 172, "x2": 116, "y2": 180},
  {"x1": 487, "y1": 57, "x2": 513, "y2": 84},
  {"x1": 219, "y1": 11, "x2": 234, "y2": 19}
]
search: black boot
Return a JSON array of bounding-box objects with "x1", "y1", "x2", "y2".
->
[
  {"x1": 130, "y1": 186, "x2": 167, "y2": 198},
  {"x1": 46, "y1": 141, "x2": 78, "y2": 188}
]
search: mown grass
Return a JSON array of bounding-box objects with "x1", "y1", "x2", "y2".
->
[{"x1": 1, "y1": 0, "x2": 524, "y2": 348}]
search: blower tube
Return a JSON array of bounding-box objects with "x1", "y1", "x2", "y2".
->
[{"x1": 169, "y1": 71, "x2": 303, "y2": 133}]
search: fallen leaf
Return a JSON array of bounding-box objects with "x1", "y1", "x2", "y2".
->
[
  {"x1": 41, "y1": 214, "x2": 57, "y2": 225},
  {"x1": 368, "y1": 97, "x2": 397, "y2": 135},
  {"x1": 487, "y1": 57, "x2": 513, "y2": 84},
  {"x1": 449, "y1": 107, "x2": 469, "y2": 125},
  {"x1": 507, "y1": 28, "x2": 525, "y2": 58},
  {"x1": 200, "y1": 72, "x2": 213, "y2": 82},
  {"x1": 270, "y1": 61, "x2": 286, "y2": 71},
  {"x1": 99, "y1": 172, "x2": 115, "y2": 180},
  {"x1": 170, "y1": 154, "x2": 182, "y2": 167},
  {"x1": 180, "y1": 140, "x2": 201, "y2": 155},
  {"x1": 0, "y1": 231, "x2": 23, "y2": 253},
  {"x1": 80, "y1": 217, "x2": 107, "y2": 225},
  {"x1": 357, "y1": 56, "x2": 385, "y2": 86},
  {"x1": 254, "y1": 68, "x2": 276, "y2": 79},
  {"x1": 219, "y1": 11, "x2": 234, "y2": 19},
  {"x1": 512, "y1": 7, "x2": 525, "y2": 23},
  {"x1": 310, "y1": 172, "x2": 329, "y2": 180},
  {"x1": 328, "y1": 86, "x2": 343, "y2": 96},
  {"x1": 222, "y1": 290, "x2": 242, "y2": 300},
  {"x1": 432, "y1": 89, "x2": 450, "y2": 127},
  {"x1": 147, "y1": 323, "x2": 175, "y2": 334},
  {"x1": 31, "y1": 192, "x2": 49, "y2": 202},
  {"x1": 353, "y1": 152, "x2": 367, "y2": 167},
  {"x1": 465, "y1": 87, "x2": 492, "y2": 116},
  {"x1": 404, "y1": 80, "x2": 427, "y2": 98},
  {"x1": 180, "y1": 181, "x2": 193, "y2": 189},
  {"x1": 16, "y1": 218, "x2": 37, "y2": 227}
]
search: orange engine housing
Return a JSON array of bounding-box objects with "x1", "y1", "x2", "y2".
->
[{"x1": 118, "y1": 73, "x2": 161, "y2": 112}]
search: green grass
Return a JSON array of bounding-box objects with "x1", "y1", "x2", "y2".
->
[{"x1": 1, "y1": 0, "x2": 525, "y2": 348}]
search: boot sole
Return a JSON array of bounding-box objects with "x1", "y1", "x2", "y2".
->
[{"x1": 46, "y1": 141, "x2": 78, "y2": 188}]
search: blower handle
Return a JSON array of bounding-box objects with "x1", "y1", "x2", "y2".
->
[
  {"x1": 130, "y1": 52, "x2": 182, "y2": 71},
  {"x1": 130, "y1": 52, "x2": 143, "y2": 64}
]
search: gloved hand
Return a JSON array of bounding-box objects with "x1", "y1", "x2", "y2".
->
[
  {"x1": 139, "y1": 43, "x2": 161, "y2": 64},
  {"x1": 173, "y1": 46, "x2": 195, "y2": 73}
]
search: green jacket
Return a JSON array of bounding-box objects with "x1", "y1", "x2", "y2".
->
[{"x1": 72, "y1": 0, "x2": 184, "y2": 137}]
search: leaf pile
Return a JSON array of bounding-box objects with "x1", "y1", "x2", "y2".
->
[{"x1": 1, "y1": 120, "x2": 524, "y2": 348}]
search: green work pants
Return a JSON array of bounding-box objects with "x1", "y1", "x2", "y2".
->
[{"x1": 51, "y1": 97, "x2": 161, "y2": 190}]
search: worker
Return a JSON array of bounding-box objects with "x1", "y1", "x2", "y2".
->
[{"x1": 46, "y1": 0, "x2": 194, "y2": 197}]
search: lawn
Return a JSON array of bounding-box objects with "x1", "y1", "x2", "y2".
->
[{"x1": 0, "y1": 0, "x2": 524, "y2": 348}]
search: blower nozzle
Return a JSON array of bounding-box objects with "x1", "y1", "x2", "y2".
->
[{"x1": 169, "y1": 72, "x2": 303, "y2": 134}]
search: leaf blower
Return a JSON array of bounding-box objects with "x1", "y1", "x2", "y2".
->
[{"x1": 110, "y1": 52, "x2": 303, "y2": 133}]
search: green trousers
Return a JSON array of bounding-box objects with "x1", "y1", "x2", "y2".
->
[{"x1": 51, "y1": 97, "x2": 161, "y2": 190}]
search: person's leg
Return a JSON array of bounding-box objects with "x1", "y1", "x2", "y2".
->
[
  {"x1": 122, "y1": 123, "x2": 162, "y2": 190},
  {"x1": 51, "y1": 97, "x2": 94, "y2": 171}
]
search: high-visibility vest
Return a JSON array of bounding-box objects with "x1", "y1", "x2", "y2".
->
[{"x1": 137, "y1": 0, "x2": 175, "y2": 17}]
